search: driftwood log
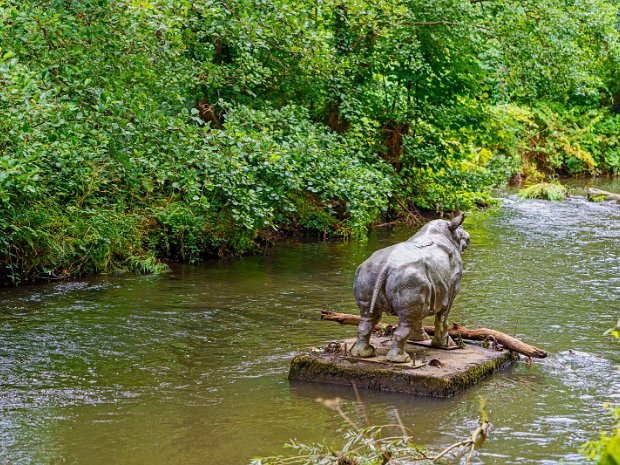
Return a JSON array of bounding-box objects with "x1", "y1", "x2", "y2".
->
[
  {"x1": 320, "y1": 311, "x2": 548, "y2": 359},
  {"x1": 587, "y1": 187, "x2": 620, "y2": 202}
]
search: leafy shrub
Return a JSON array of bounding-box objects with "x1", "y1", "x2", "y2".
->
[
  {"x1": 252, "y1": 397, "x2": 489, "y2": 465},
  {"x1": 2, "y1": 0, "x2": 620, "y2": 283},
  {"x1": 497, "y1": 102, "x2": 620, "y2": 178},
  {"x1": 0, "y1": 0, "x2": 394, "y2": 282},
  {"x1": 582, "y1": 410, "x2": 620, "y2": 465},
  {"x1": 400, "y1": 113, "x2": 515, "y2": 212}
]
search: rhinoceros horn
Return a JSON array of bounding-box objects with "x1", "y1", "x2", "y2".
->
[{"x1": 448, "y1": 212, "x2": 466, "y2": 232}]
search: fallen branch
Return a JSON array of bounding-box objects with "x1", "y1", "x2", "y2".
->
[
  {"x1": 256, "y1": 396, "x2": 491, "y2": 464},
  {"x1": 432, "y1": 417, "x2": 488, "y2": 463},
  {"x1": 587, "y1": 187, "x2": 620, "y2": 202},
  {"x1": 465, "y1": 418, "x2": 489, "y2": 464},
  {"x1": 430, "y1": 399, "x2": 489, "y2": 463},
  {"x1": 320, "y1": 311, "x2": 548, "y2": 358}
]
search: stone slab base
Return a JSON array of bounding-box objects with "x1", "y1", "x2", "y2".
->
[{"x1": 288, "y1": 336, "x2": 517, "y2": 398}]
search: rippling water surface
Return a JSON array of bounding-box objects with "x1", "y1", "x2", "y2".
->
[{"x1": 1, "y1": 181, "x2": 619, "y2": 464}]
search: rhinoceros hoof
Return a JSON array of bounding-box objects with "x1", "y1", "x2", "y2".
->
[
  {"x1": 385, "y1": 348, "x2": 412, "y2": 363},
  {"x1": 431, "y1": 335, "x2": 454, "y2": 349},
  {"x1": 409, "y1": 330, "x2": 430, "y2": 341},
  {"x1": 350, "y1": 343, "x2": 377, "y2": 358}
]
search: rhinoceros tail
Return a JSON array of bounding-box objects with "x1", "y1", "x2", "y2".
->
[{"x1": 368, "y1": 265, "x2": 388, "y2": 316}]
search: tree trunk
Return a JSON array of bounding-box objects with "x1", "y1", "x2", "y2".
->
[{"x1": 320, "y1": 311, "x2": 548, "y2": 358}]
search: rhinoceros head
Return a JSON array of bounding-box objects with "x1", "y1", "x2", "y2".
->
[{"x1": 448, "y1": 213, "x2": 470, "y2": 252}]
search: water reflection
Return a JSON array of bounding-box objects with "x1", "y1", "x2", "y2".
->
[{"x1": 0, "y1": 182, "x2": 619, "y2": 464}]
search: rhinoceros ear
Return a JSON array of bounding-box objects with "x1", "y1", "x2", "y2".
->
[{"x1": 448, "y1": 212, "x2": 466, "y2": 232}]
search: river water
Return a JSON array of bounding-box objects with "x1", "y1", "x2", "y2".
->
[{"x1": 1, "y1": 181, "x2": 619, "y2": 465}]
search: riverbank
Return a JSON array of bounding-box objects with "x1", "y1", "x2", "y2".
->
[{"x1": 2, "y1": 173, "x2": 618, "y2": 287}]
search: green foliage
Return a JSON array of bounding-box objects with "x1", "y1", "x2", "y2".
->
[
  {"x1": 582, "y1": 323, "x2": 620, "y2": 464},
  {"x1": 604, "y1": 319, "x2": 620, "y2": 340},
  {"x1": 505, "y1": 103, "x2": 620, "y2": 177},
  {"x1": 2, "y1": 0, "x2": 620, "y2": 282},
  {"x1": 518, "y1": 182, "x2": 568, "y2": 201},
  {"x1": 468, "y1": 102, "x2": 620, "y2": 181},
  {"x1": 0, "y1": 0, "x2": 394, "y2": 282},
  {"x1": 582, "y1": 406, "x2": 620, "y2": 465},
  {"x1": 0, "y1": 203, "x2": 159, "y2": 282},
  {"x1": 400, "y1": 111, "x2": 514, "y2": 212},
  {"x1": 485, "y1": 0, "x2": 620, "y2": 101}
]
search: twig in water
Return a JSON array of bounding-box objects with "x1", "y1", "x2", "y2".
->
[
  {"x1": 432, "y1": 439, "x2": 473, "y2": 463},
  {"x1": 431, "y1": 418, "x2": 489, "y2": 463},
  {"x1": 318, "y1": 397, "x2": 360, "y2": 433},
  {"x1": 392, "y1": 408, "x2": 408, "y2": 438},
  {"x1": 351, "y1": 381, "x2": 371, "y2": 427},
  {"x1": 432, "y1": 398, "x2": 489, "y2": 464},
  {"x1": 466, "y1": 418, "x2": 489, "y2": 464}
]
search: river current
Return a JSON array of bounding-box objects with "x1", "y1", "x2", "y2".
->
[{"x1": 1, "y1": 181, "x2": 619, "y2": 464}]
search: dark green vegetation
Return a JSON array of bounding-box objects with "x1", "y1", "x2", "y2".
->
[{"x1": 2, "y1": 0, "x2": 620, "y2": 283}]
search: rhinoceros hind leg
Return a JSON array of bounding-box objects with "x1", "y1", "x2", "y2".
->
[
  {"x1": 386, "y1": 322, "x2": 413, "y2": 363},
  {"x1": 350, "y1": 310, "x2": 381, "y2": 358},
  {"x1": 386, "y1": 347, "x2": 412, "y2": 363},
  {"x1": 430, "y1": 335, "x2": 455, "y2": 348},
  {"x1": 350, "y1": 341, "x2": 377, "y2": 358},
  {"x1": 430, "y1": 309, "x2": 454, "y2": 348},
  {"x1": 409, "y1": 325, "x2": 430, "y2": 341}
]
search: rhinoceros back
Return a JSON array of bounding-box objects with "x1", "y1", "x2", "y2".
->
[{"x1": 353, "y1": 222, "x2": 463, "y2": 318}]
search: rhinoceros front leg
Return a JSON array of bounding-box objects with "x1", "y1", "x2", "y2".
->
[{"x1": 350, "y1": 310, "x2": 382, "y2": 358}]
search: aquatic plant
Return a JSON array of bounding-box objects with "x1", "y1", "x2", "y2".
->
[
  {"x1": 604, "y1": 320, "x2": 620, "y2": 341},
  {"x1": 518, "y1": 182, "x2": 569, "y2": 201}
]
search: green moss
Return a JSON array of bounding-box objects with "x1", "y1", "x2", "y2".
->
[{"x1": 450, "y1": 355, "x2": 510, "y2": 392}]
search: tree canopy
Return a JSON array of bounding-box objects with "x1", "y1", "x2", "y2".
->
[{"x1": 1, "y1": 0, "x2": 620, "y2": 283}]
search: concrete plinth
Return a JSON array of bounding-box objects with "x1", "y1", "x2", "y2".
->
[{"x1": 288, "y1": 335, "x2": 517, "y2": 398}]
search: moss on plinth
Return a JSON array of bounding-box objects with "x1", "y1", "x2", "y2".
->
[{"x1": 288, "y1": 336, "x2": 517, "y2": 398}]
